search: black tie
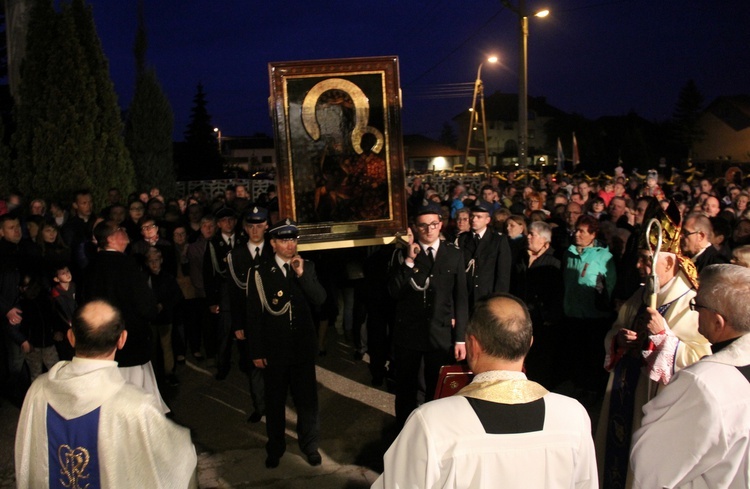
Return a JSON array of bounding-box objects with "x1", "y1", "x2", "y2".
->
[
  {"x1": 255, "y1": 247, "x2": 260, "y2": 260},
  {"x1": 426, "y1": 247, "x2": 435, "y2": 264},
  {"x1": 284, "y1": 263, "x2": 292, "y2": 280}
]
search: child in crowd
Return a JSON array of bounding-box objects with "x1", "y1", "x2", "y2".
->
[
  {"x1": 17, "y1": 274, "x2": 63, "y2": 380},
  {"x1": 50, "y1": 265, "x2": 77, "y2": 360}
]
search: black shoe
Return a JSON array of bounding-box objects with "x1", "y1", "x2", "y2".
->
[
  {"x1": 176, "y1": 355, "x2": 186, "y2": 365},
  {"x1": 318, "y1": 349, "x2": 327, "y2": 356},
  {"x1": 167, "y1": 374, "x2": 180, "y2": 387},
  {"x1": 371, "y1": 376, "x2": 384, "y2": 387},
  {"x1": 306, "y1": 450, "x2": 322, "y2": 466},
  {"x1": 265, "y1": 456, "x2": 279, "y2": 469},
  {"x1": 247, "y1": 412, "x2": 263, "y2": 423},
  {"x1": 193, "y1": 352, "x2": 204, "y2": 361},
  {"x1": 214, "y1": 370, "x2": 229, "y2": 381},
  {"x1": 353, "y1": 351, "x2": 364, "y2": 361}
]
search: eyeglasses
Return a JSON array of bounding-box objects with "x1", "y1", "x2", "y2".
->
[
  {"x1": 141, "y1": 224, "x2": 157, "y2": 231},
  {"x1": 416, "y1": 221, "x2": 440, "y2": 231},
  {"x1": 682, "y1": 229, "x2": 700, "y2": 237},
  {"x1": 689, "y1": 298, "x2": 721, "y2": 315}
]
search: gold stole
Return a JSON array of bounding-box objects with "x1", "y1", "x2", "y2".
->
[{"x1": 458, "y1": 379, "x2": 548, "y2": 404}]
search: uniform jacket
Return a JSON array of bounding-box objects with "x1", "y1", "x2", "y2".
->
[
  {"x1": 202, "y1": 234, "x2": 240, "y2": 306},
  {"x1": 226, "y1": 239, "x2": 274, "y2": 331},
  {"x1": 244, "y1": 258, "x2": 326, "y2": 366},
  {"x1": 457, "y1": 230, "x2": 511, "y2": 306},
  {"x1": 387, "y1": 242, "x2": 469, "y2": 352}
]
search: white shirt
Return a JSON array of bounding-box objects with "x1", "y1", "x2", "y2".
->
[{"x1": 248, "y1": 241, "x2": 264, "y2": 259}]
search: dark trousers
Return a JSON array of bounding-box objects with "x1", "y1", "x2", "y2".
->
[
  {"x1": 237, "y1": 339, "x2": 265, "y2": 414},
  {"x1": 366, "y1": 311, "x2": 391, "y2": 382},
  {"x1": 394, "y1": 344, "x2": 453, "y2": 427},
  {"x1": 263, "y1": 361, "x2": 319, "y2": 458},
  {"x1": 185, "y1": 298, "x2": 213, "y2": 357}
]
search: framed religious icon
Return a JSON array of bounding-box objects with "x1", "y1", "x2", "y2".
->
[{"x1": 268, "y1": 56, "x2": 408, "y2": 250}]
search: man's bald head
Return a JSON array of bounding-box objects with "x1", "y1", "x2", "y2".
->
[
  {"x1": 467, "y1": 294, "x2": 533, "y2": 361},
  {"x1": 71, "y1": 300, "x2": 126, "y2": 358}
]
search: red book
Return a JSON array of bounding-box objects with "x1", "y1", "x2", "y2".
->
[{"x1": 434, "y1": 364, "x2": 474, "y2": 399}]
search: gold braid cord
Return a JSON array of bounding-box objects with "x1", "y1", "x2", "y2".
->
[
  {"x1": 226, "y1": 253, "x2": 247, "y2": 291},
  {"x1": 254, "y1": 271, "x2": 292, "y2": 320}
]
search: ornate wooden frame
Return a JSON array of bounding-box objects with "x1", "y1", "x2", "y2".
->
[{"x1": 268, "y1": 56, "x2": 407, "y2": 250}]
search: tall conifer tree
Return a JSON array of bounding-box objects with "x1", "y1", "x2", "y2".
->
[
  {"x1": 69, "y1": 0, "x2": 135, "y2": 204},
  {"x1": 12, "y1": 0, "x2": 135, "y2": 207},
  {"x1": 125, "y1": 0, "x2": 176, "y2": 196},
  {"x1": 181, "y1": 83, "x2": 223, "y2": 179}
]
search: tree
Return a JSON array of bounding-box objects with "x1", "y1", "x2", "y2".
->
[
  {"x1": 672, "y1": 79, "x2": 705, "y2": 157},
  {"x1": 13, "y1": 0, "x2": 94, "y2": 200},
  {"x1": 69, "y1": 0, "x2": 135, "y2": 204},
  {"x1": 180, "y1": 83, "x2": 223, "y2": 179},
  {"x1": 124, "y1": 0, "x2": 176, "y2": 195},
  {"x1": 12, "y1": 0, "x2": 135, "y2": 207}
]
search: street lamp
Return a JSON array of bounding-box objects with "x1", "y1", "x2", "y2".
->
[
  {"x1": 213, "y1": 127, "x2": 222, "y2": 153},
  {"x1": 465, "y1": 56, "x2": 498, "y2": 173},
  {"x1": 505, "y1": 0, "x2": 548, "y2": 168}
]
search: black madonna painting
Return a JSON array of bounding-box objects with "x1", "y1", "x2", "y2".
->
[{"x1": 268, "y1": 56, "x2": 407, "y2": 247}]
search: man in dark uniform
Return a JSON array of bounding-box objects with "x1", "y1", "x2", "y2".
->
[
  {"x1": 388, "y1": 203, "x2": 469, "y2": 427},
  {"x1": 203, "y1": 207, "x2": 240, "y2": 379},
  {"x1": 457, "y1": 201, "x2": 512, "y2": 310},
  {"x1": 228, "y1": 206, "x2": 273, "y2": 422},
  {"x1": 239, "y1": 219, "x2": 326, "y2": 469}
]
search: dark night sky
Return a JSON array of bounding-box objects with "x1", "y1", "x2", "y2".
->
[{"x1": 87, "y1": 0, "x2": 750, "y2": 141}]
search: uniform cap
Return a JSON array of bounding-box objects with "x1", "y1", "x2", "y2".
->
[{"x1": 269, "y1": 218, "x2": 299, "y2": 239}]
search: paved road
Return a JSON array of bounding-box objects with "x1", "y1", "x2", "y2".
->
[{"x1": 0, "y1": 333, "x2": 397, "y2": 488}]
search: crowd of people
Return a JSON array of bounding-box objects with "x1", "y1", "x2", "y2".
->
[{"x1": 2, "y1": 165, "x2": 750, "y2": 487}]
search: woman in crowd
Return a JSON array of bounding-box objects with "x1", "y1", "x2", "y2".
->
[
  {"x1": 124, "y1": 200, "x2": 146, "y2": 243},
  {"x1": 36, "y1": 221, "x2": 71, "y2": 276}
]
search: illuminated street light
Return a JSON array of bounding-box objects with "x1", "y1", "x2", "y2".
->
[
  {"x1": 465, "y1": 56, "x2": 498, "y2": 173},
  {"x1": 213, "y1": 127, "x2": 222, "y2": 153},
  {"x1": 504, "y1": 1, "x2": 549, "y2": 168}
]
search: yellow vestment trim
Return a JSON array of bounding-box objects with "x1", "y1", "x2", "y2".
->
[{"x1": 458, "y1": 379, "x2": 549, "y2": 404}]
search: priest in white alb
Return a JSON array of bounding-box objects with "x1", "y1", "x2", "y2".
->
[
  {"x1": 631, "y1": 264, "x2": 750, "y2": 488},
  {"x1": 15, "y1": 300, "x2": 197, "y2": 489},
  {"x1": 596, "y1": 201, "x2": 711, "y2": 488},
  {"x1": 372, "y1": 293, "x2": 597, "y2": 489}
]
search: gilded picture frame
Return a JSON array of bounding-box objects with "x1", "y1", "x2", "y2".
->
[{"x1": 268, "y1": 56, "x2": 407, "y2": 250}]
